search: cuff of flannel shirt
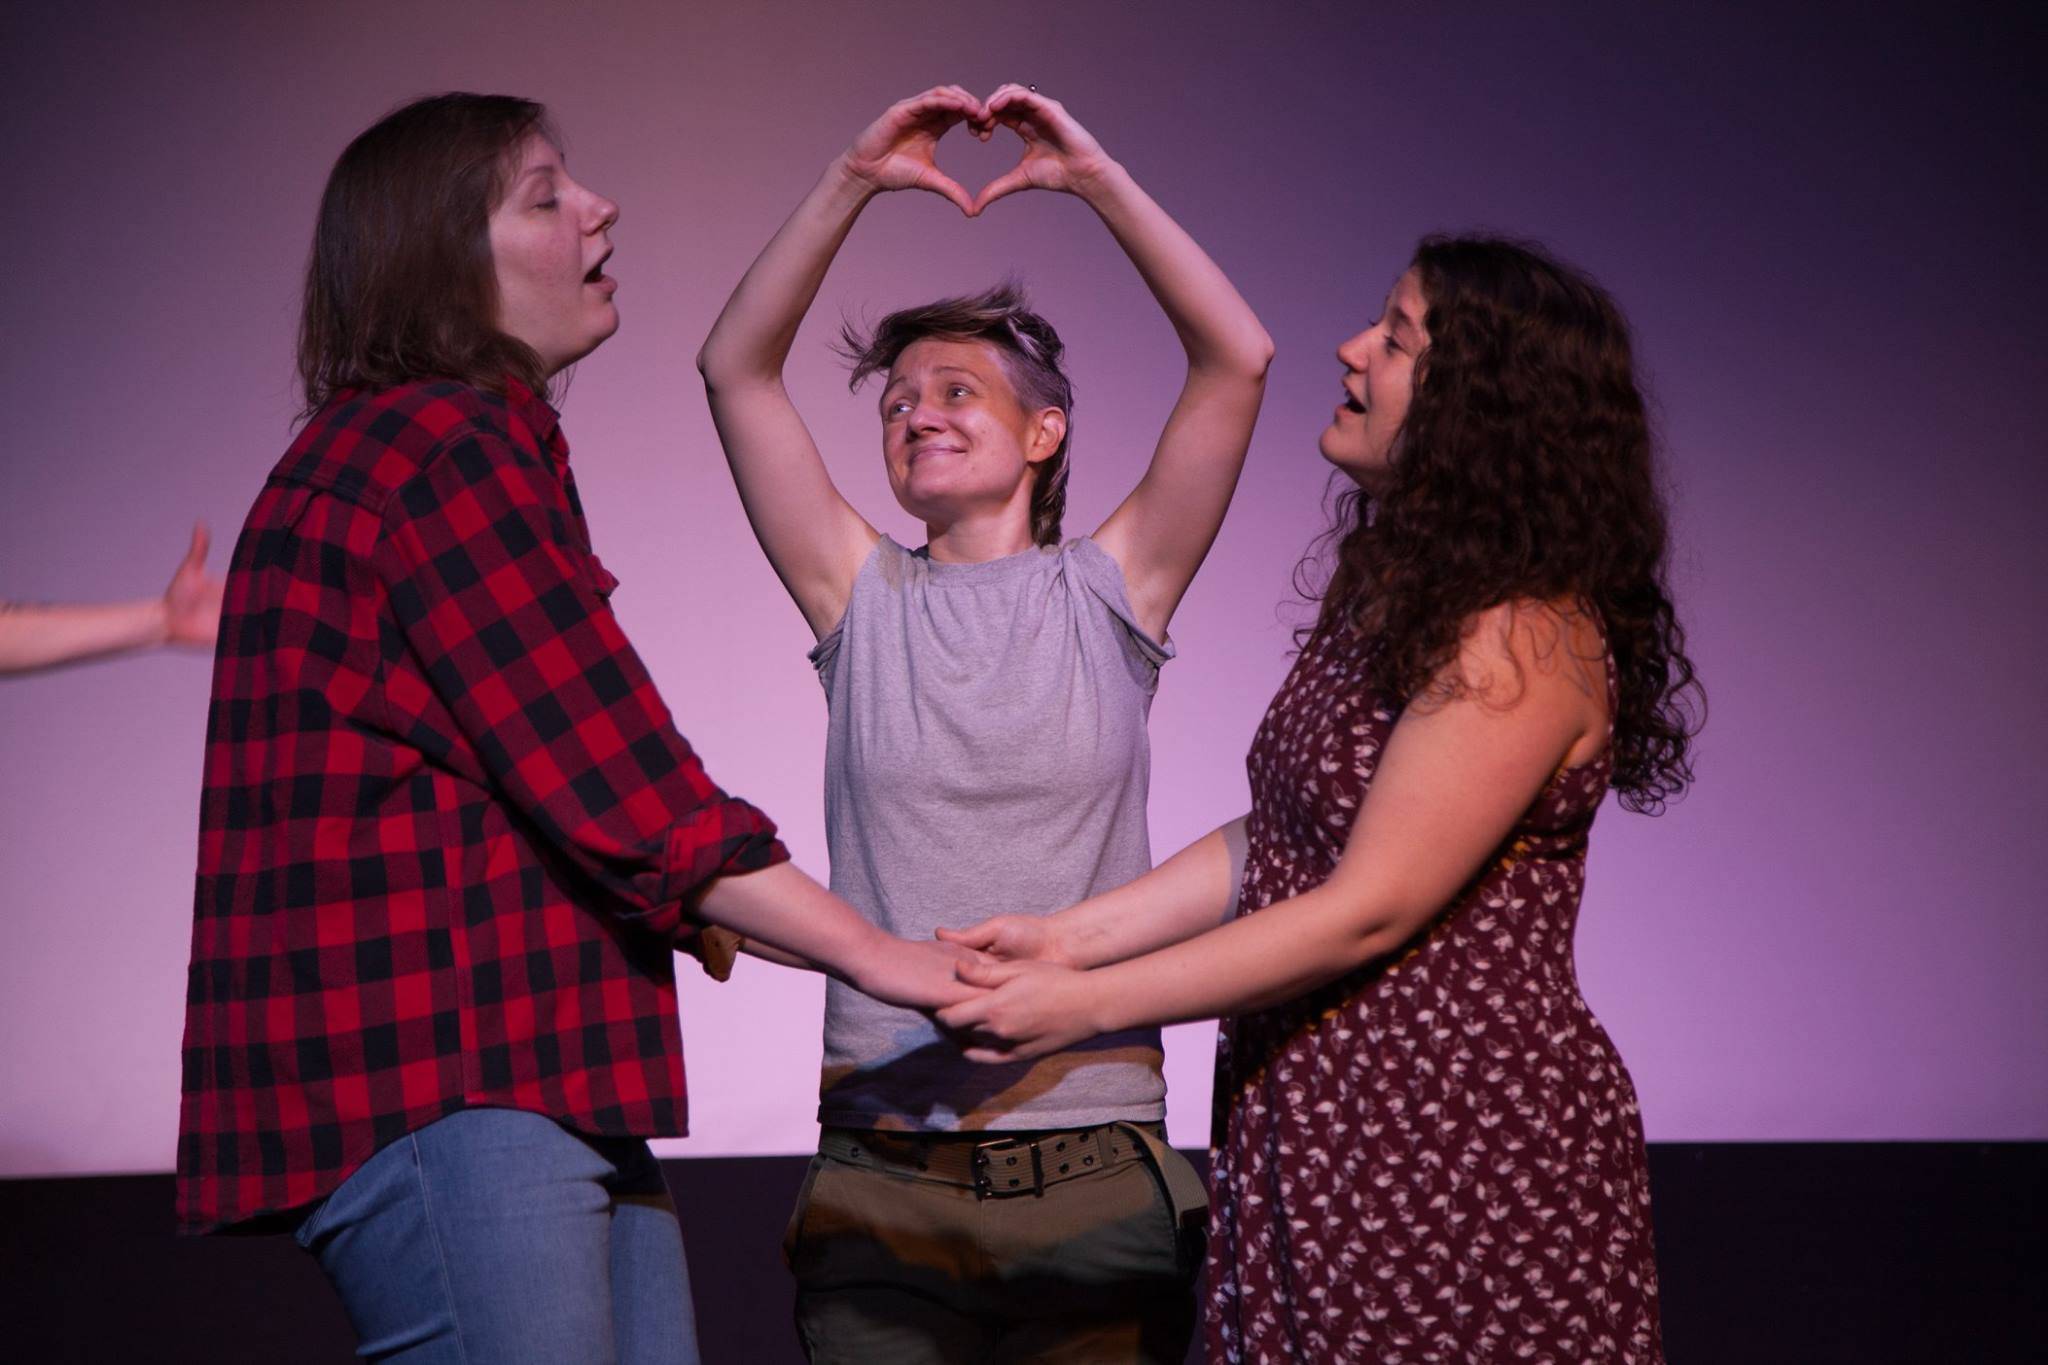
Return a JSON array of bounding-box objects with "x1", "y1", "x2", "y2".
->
[
  {"x1": 681, "y1": 926, "x2": 744, "y2": 982},
  {"x1": 664, "y1": 799, "x2": 790, "y2": 981}
]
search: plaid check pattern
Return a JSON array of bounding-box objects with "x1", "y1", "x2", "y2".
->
[{"x1": 177, "y1": 380, "x2": 787, "y2": 1233}]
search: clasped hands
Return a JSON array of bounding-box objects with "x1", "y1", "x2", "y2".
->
[
  {"x1": 840, "y1": 84, "x2": 1119, "y2": 217},
  {"x1": 926, "y1": 914, "x2": 1104, "y2": 1065}
]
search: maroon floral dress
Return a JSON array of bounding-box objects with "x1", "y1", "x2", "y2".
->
[{"x1": 1204, "y1": 628, "x2": 1663, "y2": 1363}]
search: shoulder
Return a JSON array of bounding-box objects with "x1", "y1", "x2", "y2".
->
[
  {"x1": 1436, "y1": 598, "x2": 1607, "y2": 714},
  {"x1": 285, "y1": 381, "x2": 550, "y2": 504},
  {"x1": 1064, "y1": 536, "x2": 1175, "y2": 671}
]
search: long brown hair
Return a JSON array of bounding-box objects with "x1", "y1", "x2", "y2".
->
[
  {"x1": 296, "y1": 93, "x2": 554, "y2": 415},
  {"x1": 839, "y1": 282, "x2": 1073, "y2": 547},
  {"x1": 1301, "y1": 235, "x2": 1702, "y2": 812}
]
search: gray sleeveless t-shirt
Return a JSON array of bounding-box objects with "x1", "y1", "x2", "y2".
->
[{"x1": 809, "y1": 535, "x2": 1172, "y2": 1131}]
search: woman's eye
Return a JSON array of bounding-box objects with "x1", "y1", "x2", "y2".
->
[
  {"x1": 535, "y1": 198, "x2": 558, "y2": 210},
  {"x1": 948, "y1": 385, "x2": 970, "y2": 398}
]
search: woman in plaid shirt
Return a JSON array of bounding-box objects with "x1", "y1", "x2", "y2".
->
[{"x1": 179, "y1": 93, "x2": 975, "y2": 1364}]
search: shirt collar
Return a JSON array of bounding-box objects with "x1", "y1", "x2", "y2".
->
[{"x1": 501, "y1": 376, "x2": 568, "y2": 470}]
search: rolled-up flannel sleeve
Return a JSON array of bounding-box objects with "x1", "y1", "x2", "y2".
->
[{"x1": 375, "y1": 429, "x2": 788, "y2": 947}]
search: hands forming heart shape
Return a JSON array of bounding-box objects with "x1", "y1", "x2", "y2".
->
[{"x1": 841, "y1": 83, "x2": 1117, "y2": 217}]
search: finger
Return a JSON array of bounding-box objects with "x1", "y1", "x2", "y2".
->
[
  {"x1": 905, "y1": 84, "x2": 965, "y2": 108},
  {"x1": 899, "y1": 88, "x2": 975, "y2": 129},
  {"x1": 184, "y1": 521, "x2": 210, "y2": 569},
  {"x1": 935, "y1": 997, "x2": 991, "y2": 1031},
  {"x1": 985, "y1": 85, "x2": 1046, "y2": 119},
  {"x1": 935, "y1": 923, "x2": 992, "y2": 948},
  {"x1": 954, "y1": 958, "x2": 1022, "y2": 987},
  {"x1": 971, "y1": 166, "x2": 1034, "y2": 215},
  {"x1": 962, "y1": 1045, "x2": 1025, "y2": 1065},
  {"x1": 919, "y1": 171, "x2": 976, "y2": 217}
]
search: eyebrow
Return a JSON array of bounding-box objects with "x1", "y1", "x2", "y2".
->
[
  {"x1": 883, "y1": 364, "x2": 986, "y2": 393},
  {"x1": 514, "y1": 164, "x2": 558, "y2": 188}
]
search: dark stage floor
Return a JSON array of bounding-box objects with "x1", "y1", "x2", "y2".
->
[{"x1": 4, "y1": 1142, "x2": 2041, "y2": 1362}]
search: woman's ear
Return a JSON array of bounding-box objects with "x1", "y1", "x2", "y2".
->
[{"x1": 1026, "y1": 407, "x2": 1067, "y2": 464}]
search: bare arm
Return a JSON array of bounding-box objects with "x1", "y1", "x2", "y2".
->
[
  {"x1": 693, "y1": 861, "x2": 981, "y2": 1009},
  {"x1": 696, "y1": 88, "x2": 982, "y2": 638},
  {"x1": 938, "y1": 605, "x2": 1611, "y2": 1056},
  {"x1": 0, "y1": 523, "x2": 223, "y2": 674},
  {"x1": 972, "y1": 87, "x2": 1273, "y2": 640},
  {"x1": 938, "y1": 817, "x2": 1246, "y2": 969}
]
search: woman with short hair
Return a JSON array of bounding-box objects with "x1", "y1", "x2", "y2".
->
[{"x1": 698, "y1": 84, "x2": 1273, "y2": 1362}]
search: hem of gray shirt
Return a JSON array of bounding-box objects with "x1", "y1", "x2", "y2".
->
[{"x1": 815, "y1": 1100, "x2": 1171, "y2": 1132}]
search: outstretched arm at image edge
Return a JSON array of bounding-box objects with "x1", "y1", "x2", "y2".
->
[{"x1": 0, "y1": 523, "x2": 224, "y2": 674}]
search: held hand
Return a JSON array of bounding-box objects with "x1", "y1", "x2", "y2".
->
[
  {"x1": 856, "y1": 934, "x2": 992, "y2": 1011},
  {"x1": 840, "y1": 86, "x2": 985, "y2": 216},
  {"x1": 163, "y1": 522, "x2": 225, "y2": 649},
  {"x1": 935, "y1": 915, "x2": 1072, "y2": 967},
  {"x1": 934, "y1": 958, "x2": 1104, "y2": 1063},
  {"x1": 971, "y1": 86, "x2": 1117, "y2": 214}
]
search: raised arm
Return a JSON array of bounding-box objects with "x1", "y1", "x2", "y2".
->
[
  {"x1": 972, "y1": 86, "x2": 1273, "y2": 640},
  {"x1": 696, "y1": 87, "x2": 982, "y2": 638},
  {"x1": 939, "y1": 604, "x2": 1612, "y2": 1057},
  {"x1": 0, "y1": 523, "x2": 223, "y2": 675}
]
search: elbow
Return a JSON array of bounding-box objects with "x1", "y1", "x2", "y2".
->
[
  {"x1": 1204, "y1": 331, "x2": 1274, "y2": 387},
  {"x1": 1244, "y1": 330, "x2": 1276, "y2": 379},
  {"x1": 693, "y1": 342, "x2": 726, "y2": 388},
  {"x1": 696, "y1": 340, "x2": 779, "y2": 395},
  {"x1": 1337, "y1": 894, "x2": 1434, "y2": 970}
]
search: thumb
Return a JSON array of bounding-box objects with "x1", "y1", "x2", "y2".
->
[
  {"x1": 936, "y1": 922, "x2": 994, "y2": 950},
  {"x1": 183, "y1": 521, "x2": 211, "y2": 571},
  {"x1": 970, "y1": 166, "x2": 1033, "y2": 216},
  {"x1": 954, "y1": 957, "x2": 1019, "y2": 987},
  {"x1": 918, "y1": 170, "x2": 976, "y2": 218}
]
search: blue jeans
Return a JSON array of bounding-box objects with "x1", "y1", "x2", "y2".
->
[{"x1": 293, "y1": 1107, "x2": 699, "y2": 1364}]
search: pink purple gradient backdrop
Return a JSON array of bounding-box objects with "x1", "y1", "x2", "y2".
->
[{"x1": 2, "y1": 0, "x2": 2042, "y2": 1175}]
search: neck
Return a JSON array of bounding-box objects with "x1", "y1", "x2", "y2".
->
[{"x1": 923, "y1": 510, "x2": 1038, "y2": 564}]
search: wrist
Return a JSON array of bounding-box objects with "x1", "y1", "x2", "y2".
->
[
  {"x1": 1069, "y1": 157, "x2": 1130, "y2": 205},
  {"x1": 840, "y1": 919, "x2": 894, "y2": 991},
  {"x1": 1079, "y1": 966, "x2": 1125, "y2": 1035},
  {"x1": 145, "y1": 597, "x2": 174, "y2": 648},
  {"x1": 1045, "y1": 915, "x2": 1088, "y2": 970},
  {"x1": 824, "y1": 156, "x2": 885, "y2": 206}
]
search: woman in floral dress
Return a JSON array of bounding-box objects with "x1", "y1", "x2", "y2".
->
[{"x1": 939, "y1": 236, "x2": 1701, "y2": 1363}]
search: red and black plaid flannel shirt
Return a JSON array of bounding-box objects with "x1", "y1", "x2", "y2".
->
[{"x1": 177, "y1": 379, "x2": 787, "y2": 1233}]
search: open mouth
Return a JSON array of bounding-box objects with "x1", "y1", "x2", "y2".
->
[
  {"x1": 1341, "y1": 389, "x2": 1367, "y2": 414},
  {"x1": 584, "y1": 248, "x2": 612, "y2": 285}
]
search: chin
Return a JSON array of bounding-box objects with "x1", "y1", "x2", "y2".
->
[
  {"x1": 1317, "y1": 425, "x2": 1359, "y2": 471},
  {"x1": 1316, "y1": 439, "x2": 1385, "y2": 493}
]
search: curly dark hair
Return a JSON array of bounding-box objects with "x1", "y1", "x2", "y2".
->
[
  {"x1": 838, "y1": 281, "x2": 1073, "y2": 547},
  {"x1": 1300, "y1": 235, "x2": 1702, "y2": 812}
]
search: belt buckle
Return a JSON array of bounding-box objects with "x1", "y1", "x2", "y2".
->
[{"x1": 973, "y1": 1136, "x2": 1044, "y2": 1197}]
